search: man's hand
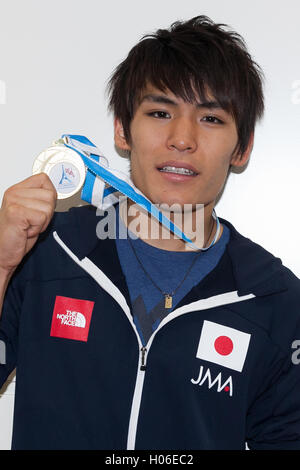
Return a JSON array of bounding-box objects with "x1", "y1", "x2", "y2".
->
[{"x1": 0, "y1": 173, "x2": 57, "y2": 276}]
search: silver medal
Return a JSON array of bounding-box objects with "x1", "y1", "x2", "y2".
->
[{"x1": 32, "y1": 138, "x2": 86, "y2": 200}]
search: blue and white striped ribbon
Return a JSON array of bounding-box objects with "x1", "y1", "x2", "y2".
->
[{"x1": 61, "y1": 134, "x2": 220, "y2": 251}]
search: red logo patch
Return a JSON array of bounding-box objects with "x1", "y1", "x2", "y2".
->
[{"x1": 50, "y1": 296, "x2": 94, "y2": 342}]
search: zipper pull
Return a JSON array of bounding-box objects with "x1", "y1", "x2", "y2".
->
[{"x1": 140, "y1": 347, "x2": 147, "y2": 371}]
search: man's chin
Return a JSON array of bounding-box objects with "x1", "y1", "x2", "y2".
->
[
  {"x1": 131, "y1": 188, "x2": 205, "y2": 213},
  {"x1": 155, "y1": 200, "x2": 205, "y2": 214}
]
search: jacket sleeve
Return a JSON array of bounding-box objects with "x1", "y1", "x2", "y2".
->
[
  {"x1": 0, "y1": 209, "x2": 69, "y2": 390},
  {"x1": 246, "y1": 320, "x2": 300, "y2": 450},
  {"x1": 0, "y1": 272, "x2": 23, "y2": 389}
]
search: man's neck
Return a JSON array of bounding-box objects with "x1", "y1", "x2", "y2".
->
[{"x1": 119, "y1": 198, "x2": 222, "y2": 252}]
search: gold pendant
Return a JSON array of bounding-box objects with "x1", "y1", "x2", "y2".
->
[{"x1": 165, "y1": 294, "x2": 173, "y2": 309}]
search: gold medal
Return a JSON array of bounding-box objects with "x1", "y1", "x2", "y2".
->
[{"x1": 32, "y1": 139, "x2": 86, "y2": 200}]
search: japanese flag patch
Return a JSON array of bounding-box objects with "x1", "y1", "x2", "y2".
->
[{"x1": 196, "y1": 320, "x2": 251, "y2": 372}]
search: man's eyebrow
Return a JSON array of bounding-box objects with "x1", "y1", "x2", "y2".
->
[
  {"x1": 140, "y1": 94, "x2": 177, "y2": 106},
  {"x1": 140, "y1": 93, "x2": 225, "y2": 110}
]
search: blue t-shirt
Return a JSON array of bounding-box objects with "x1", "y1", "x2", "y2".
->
[{"x1": 115, "y1": 205, "x2": 230, "y2": 346}]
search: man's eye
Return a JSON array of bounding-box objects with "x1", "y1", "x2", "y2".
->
[
  {"x1": 148, "y1": 111, "x2": 171, "y2": 119},
  {"x1": 202, "y1": 116, "x2": 224, "y2": 124}
]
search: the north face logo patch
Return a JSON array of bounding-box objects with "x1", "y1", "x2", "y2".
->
[{"x1": 50, "y1": 295, "x2": 94, "y2": 342}]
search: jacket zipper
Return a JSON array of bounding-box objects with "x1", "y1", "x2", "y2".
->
[
  {"x1": 140, "y1": 347, "x2": 147, "y2": 371},
  {"x1": 53, "y1": 231, "x2": 255, "y2": 450}
]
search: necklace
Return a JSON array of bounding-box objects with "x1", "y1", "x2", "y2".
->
[{"x1": 127, "y1": 215, "x2": 217, "y2": 309}]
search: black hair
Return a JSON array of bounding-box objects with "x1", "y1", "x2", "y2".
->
[{"x1": 107, "y1": 15, "x2": 265, "y2": 157}]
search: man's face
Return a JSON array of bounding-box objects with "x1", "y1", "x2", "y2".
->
[{"x1": 115, "y1": 84, "x2": 252, "y2": 209}]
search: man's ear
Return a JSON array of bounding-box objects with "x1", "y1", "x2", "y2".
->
[
  {"x1": 114, "y1": 118, "x2": 131, "y2": 152},
  {"x1": 230, "y1": 132, "x2": 254, "y2": 168}
]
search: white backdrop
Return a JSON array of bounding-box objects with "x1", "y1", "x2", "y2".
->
[{"x1": 0, "y1": 0, "x2": 299, "y2": 450}]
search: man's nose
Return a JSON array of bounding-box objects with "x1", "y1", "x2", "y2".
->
[{"x1": 166, "y1": 117, "x2": 198, "y2": 152}]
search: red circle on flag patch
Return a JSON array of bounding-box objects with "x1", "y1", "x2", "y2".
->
[{"x1": 214, "y1": 336, "x2": 233, "y2": 356}]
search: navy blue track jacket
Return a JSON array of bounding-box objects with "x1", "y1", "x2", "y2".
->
[{"x1": 1, "y1": 204, "x2": 300, "y2": 450}]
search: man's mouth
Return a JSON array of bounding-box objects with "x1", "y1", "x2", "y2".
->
[
  {"x1": 157, "y1": 161, "x2": 199, "y2": 178},
  {"x1": 158, "y1": 166, "x2": 198, "y2": 176}
]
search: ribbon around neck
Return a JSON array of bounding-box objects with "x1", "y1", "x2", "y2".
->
[{"x1": 61, "y1": 134, "x2": 220, "y2": 251}]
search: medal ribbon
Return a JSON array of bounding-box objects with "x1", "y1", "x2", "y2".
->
[{"x1": 61, "y1": 134, "x2": 220, "y2": 251}]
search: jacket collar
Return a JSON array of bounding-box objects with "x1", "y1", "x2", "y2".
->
[
  {"x1": 54, "y1": 205, "x2": 287, "y2": 298},
  {"x1": 219, "y1": 217, "x2": 287, "y2": 296}
]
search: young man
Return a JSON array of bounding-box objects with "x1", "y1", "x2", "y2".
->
[{"x1": 0, "y1": 15, "x2": 300, "y2": 450}]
